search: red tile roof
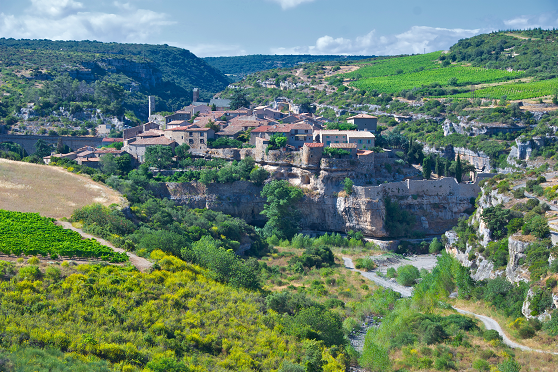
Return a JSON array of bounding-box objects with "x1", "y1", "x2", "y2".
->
[
  {"x1": 304, "y1": 143, "x2": 324, "y2": 148},
  {"x1": 165, "y1": 126, "x2": 211, "y2": 132}
]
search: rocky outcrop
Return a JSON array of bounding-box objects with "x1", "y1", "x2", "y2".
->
[
  {"x1": 160, "y1": 177, "x2": 480, "y2": 238},
  {"x1": 506, "y1": 234, "x2": 532, "y2": 283},
  {"x1": 445, "y1": 231, "x2": 498, "y2": 281},
  {"x1": 423, "y1": 144, "x2": 492, "y2": 173},
  {"x1": 442, "y1": 117, "x2": 525, "y2": 137},
  {"x1": 522, "y1": 288, "x2": 553, "y2": 321},
  {"x1": 508, "y1": 136, "x2": 555, "y2": 162}
]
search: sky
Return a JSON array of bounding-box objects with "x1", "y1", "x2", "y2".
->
[{"x1": 1, "y1": 0, "x2": 558, "y2": 57}]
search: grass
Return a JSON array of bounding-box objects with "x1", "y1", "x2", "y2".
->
[
  {"x1": 0, "y1": 159, "x2": 123, "y2": 218},
  {"x1": 450, "y1": 77, "x2": 558, "y2": 100}
]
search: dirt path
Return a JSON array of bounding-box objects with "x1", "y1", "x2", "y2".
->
[
  {"x1": 342, "y1": 256, "x2": 558, "y2": 355},
  {"x1": 57, "y1": 221, "x2": 153, "y2": 272}
]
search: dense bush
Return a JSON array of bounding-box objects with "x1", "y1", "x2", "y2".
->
[{"x1": 396, "y1": 265, "x2": 420, "y2": 286}]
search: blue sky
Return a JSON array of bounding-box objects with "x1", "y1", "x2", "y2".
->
[{"x1": 1, "y1": 0, "x2": 557, "y2": 57}]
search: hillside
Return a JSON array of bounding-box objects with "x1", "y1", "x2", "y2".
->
[
  {"x1": 0, "y1": 158, "x2": 123, "y2": 218},
  {"x1": 0, "y1": 39, "x2": 230, "y2": 121},
  {"x1": 203, "y1": 54, "x2": 375, "y2": 81}
]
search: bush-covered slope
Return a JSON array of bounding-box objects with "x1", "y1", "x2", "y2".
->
[{"x1": 0, "y1": 38, "x2": 230, "y2": 120}]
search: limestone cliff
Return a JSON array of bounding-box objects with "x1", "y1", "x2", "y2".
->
[{"x1": 159, "y1": 177, "x2": 479, "y2": 238}]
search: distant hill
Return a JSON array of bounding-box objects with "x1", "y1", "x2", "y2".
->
[
  {"x1": 203, "y1": 54, "x2": 375, "y2": 81},
  {"x1": 0, "y1": 39, "x2": 230, "y2": 121}
]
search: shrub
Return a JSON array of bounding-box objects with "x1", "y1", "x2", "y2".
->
[
  {"x1": 386, "y1": 267, "x2": 397, "y2": 278},
  {"x1": 397, "y1": 265, "x2": 420, "y2": 286},
  {"x1": 472, "y1": 359, "x2": 490, "y2": 372},
  {"x1": 483, "y1": 330, "x2": 501, "y2": 341},
  {"x1": 27, "y1": 256, "x2": 40, "y2": 265},
  {"x1": 497, "y1": 359, "x2": 521, "y2": 372},
  {"x1": 429, "y1": 238, "x2": 443, "y2": 254},
  {"x1": 354, "y1": 258, "x2": 377, "y2": 271},
  {"x1": 518, "y1": 325, "x2": 536, "y2": 339},
  {"x1": 18, "y1": 266, "x2": 41, "y2": 281}
]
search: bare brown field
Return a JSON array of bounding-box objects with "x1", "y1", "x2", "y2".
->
[{"x1": 0, "y1": 159, "x2": 125, "y2": 218}]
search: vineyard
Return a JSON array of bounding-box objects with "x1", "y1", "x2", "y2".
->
[
  {"x1": 350, "y1": 64, "x2": 524, "y2": 94},
  {"x1": 450, "y1": 77, "x2": 558, "y2": 100},
  {"x1": 0, "y1": 209, "x2": 128, "y2": 262},
  {"x1": 346, "y1": 51, "x2": 443, "y2": 77}
]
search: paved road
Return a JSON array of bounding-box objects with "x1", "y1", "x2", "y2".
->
[
  {"x1": 343, "y1": 257, "x2": 558, "y2": 355},
  {"x1": 57, "y1": 221, "x2": 153, "y2": 272}
]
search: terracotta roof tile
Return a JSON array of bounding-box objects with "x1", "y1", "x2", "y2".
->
[
  {"x1": 304, "y1": 143, "x2": 324, "y2": 148},
  {"x1": 129, "y1": 137, "x2": 176, "y2": 146},
  {"x1": 330, "y1": 143, "x2": 357, "y2": 149}
]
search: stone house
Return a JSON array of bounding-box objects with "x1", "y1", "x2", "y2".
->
[
  {"x1": 164, "y1": 110, "x2": 191, "y2": 124},
  {"x1": 123, "y1": 136, "x2": 177, "y2": 163},
  {"x1": 314, "y1": 130, "x2": 375, "y2": 149},
  {"x1": 250, "y1": 123, "x2": 313, "y2": 149},
  {"x1": 346, "y1": 114, "x2": 378, "y2": 132},
  {"x1": 164, "y1": 126, "x2": 215, "y2": 150}
]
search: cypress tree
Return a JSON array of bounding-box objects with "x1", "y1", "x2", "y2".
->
[{"x1": 455, "y1": 156, "x2": 462, "y2": 183}]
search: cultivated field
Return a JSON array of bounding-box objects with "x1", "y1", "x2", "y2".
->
[{"x1": 0, "y1": 159, "x2": 124, "y2": 218}]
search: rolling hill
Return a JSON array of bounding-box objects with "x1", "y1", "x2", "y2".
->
[{"x1": 0, "y1": 39, "x2": 230, "y2": 121}]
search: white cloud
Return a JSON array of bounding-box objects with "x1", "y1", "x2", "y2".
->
[
  {"x1": 268, "y1": 0, "x2": 315, "y2": 10},
  {"x1": 30, "y1": 0, "x2": 84, "y2": 18},
  {"x1": 503, "y1": 12, "x2": 558, "y2": 29},
  {"x1": 271, "y1": 26, "x2": 482, "y2": 56},
  {"x1": 0, "y1": 0, "x2": 174, "y2": 43}
]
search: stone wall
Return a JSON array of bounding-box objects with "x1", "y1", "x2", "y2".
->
[{"x1": 0, "y1": 134, "x2": 103, "y2": 155}]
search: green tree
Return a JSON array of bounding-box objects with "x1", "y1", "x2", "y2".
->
[
  {"x1": 205, "y1": 120, "x2": 220, "y2": 133},
  {"x1": 261, "y1": 180, "x2": 304, "y2": 239},
  {"x1": 145, "y1": 145, "x2": 173, "y2": 170},
  {"x1": 175, "y1": 143, "x2": 190, "y2": 160},
  {"x1": 100, "y1": 153, "x2": 118, "y2": 175},
  {"x1": 422, "y1": 156, "x2": 432, "y2": 179},
  {"x1": 360, "y1": 337, "x2": 392, "y2": 372},
  {"x1": 33, "y1": 139, "x2": 53, "y2": 157},
  {"x1": 250, "y1": 166, "x2": 270, "y2": 186},
  {"x1": 455, "y1": 155, "x2": 463, "y2": 183},
  {"x1": 429, "y1": 237, "x2": 443, "y2": 254},
  {"x1": 115, "y1": 153, "x2": 133, "y2": 175},
  {"x1": 343, "y1": 178, "x2": 353, "y2": 195},
  {"x1": 397, "y1": 265, "x2": 420, "y2": 286},
  {"x1": 230, "y1": 90, "x2": 250, "y2": 110},
  {"x1": 268, "y1": 133, "x2": 287, "y2": 149}
]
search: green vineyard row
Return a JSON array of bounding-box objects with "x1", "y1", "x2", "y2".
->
[{"x1": 0, "y1": 209, "x2": 128, "y2": 263}]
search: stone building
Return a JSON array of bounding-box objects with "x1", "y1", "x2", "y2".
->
[
  {"x1": 347, "y1": 114, "x2": 378, "y2": 132},
  {"x1": 164, "y1": 126, "x2": 215, "y2": 150},
  {"x1": 123, "y1": 136, "x2": 176, "y2": 163}
]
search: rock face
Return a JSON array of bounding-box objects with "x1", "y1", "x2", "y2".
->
[
  {"x1": 160, "y1": 177, "x2": 480, "y2": 238},
  {"x1": 508, "y1": 136, "x2": 556, "y2": 162},
  {"x1": 506, "y1": 234, "x2": 532, "y2": 283},
  {"x1": 423, "y1": 144, "x2": 492, "y2": 173}
]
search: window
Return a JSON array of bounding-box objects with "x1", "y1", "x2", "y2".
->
[
  {"x1": 200, "y1": 139, "x2": 205, "y2": 144},
  {"x1": 359, "y1": 140, "x2": 362, "y2": 144},
  {"x1": 367, "y1": 140, "x2": 371, "y2": 144},
  {"x1": 189, "y1": 139, "x2": 194, "y2": 144},
  {"x1": 189, "y1": 132, "x2": 193, "y2": 137}
]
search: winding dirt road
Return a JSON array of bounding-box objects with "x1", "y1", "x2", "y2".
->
[
  {"x1": 342, "y1": 256, "x2": 558, "y2": 355},
  {"x1": 57, "y1": 221, "x2": 153, "y2": 272}
]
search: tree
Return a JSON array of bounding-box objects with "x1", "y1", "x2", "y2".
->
[
  {"x1": 34, "y1": 139, "x2": 53, "y2": 157},
  {"x1": 268, "y1": 133, "x2": 287, "y2": 149},
  {"x1": 422, "y1": 156, "x2": 432, "y2": 179},
  {"x1": 455, "y1": 155, "x2": 463, "y2": 183},
  {"x1": 115, "y1": 153, "x2": 133, "y2": 175},
  {"x1": 250, "y1": 166, "x2": 270, "y2": 186},
  {"x1": 435, "y1": 157, "x2": 441, "y2": 176},
  {"x1": 429, "y1": 238, "x2": 443, "y2": 254},
  {"x1": 100, "y1": 153, "x2": 118, "y2": 175},
  {"x1": 205, "y1": 120, "x2": 220, "y2": 133},
  {"x1": 343, "y1": 178, "x2": 353, "y2": 195},
  {"x1": 145, "y1": 145, "x2": 173, "y2": 170},
  {"x1": 174, "y1": 143, "x2": 190, "y2": 160},
  {"x1": 261, "y1": 180, "x2": 304, "y2": 239},
  {"x1": 230, "y1": 90, "x2": 250, "y2": 110},
  {"x1": 360, "y1": 337, "x2": 392, "y2": 372},
  {"x1": 397, "y1": 265, "x2": 420, "y2": 286}
]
